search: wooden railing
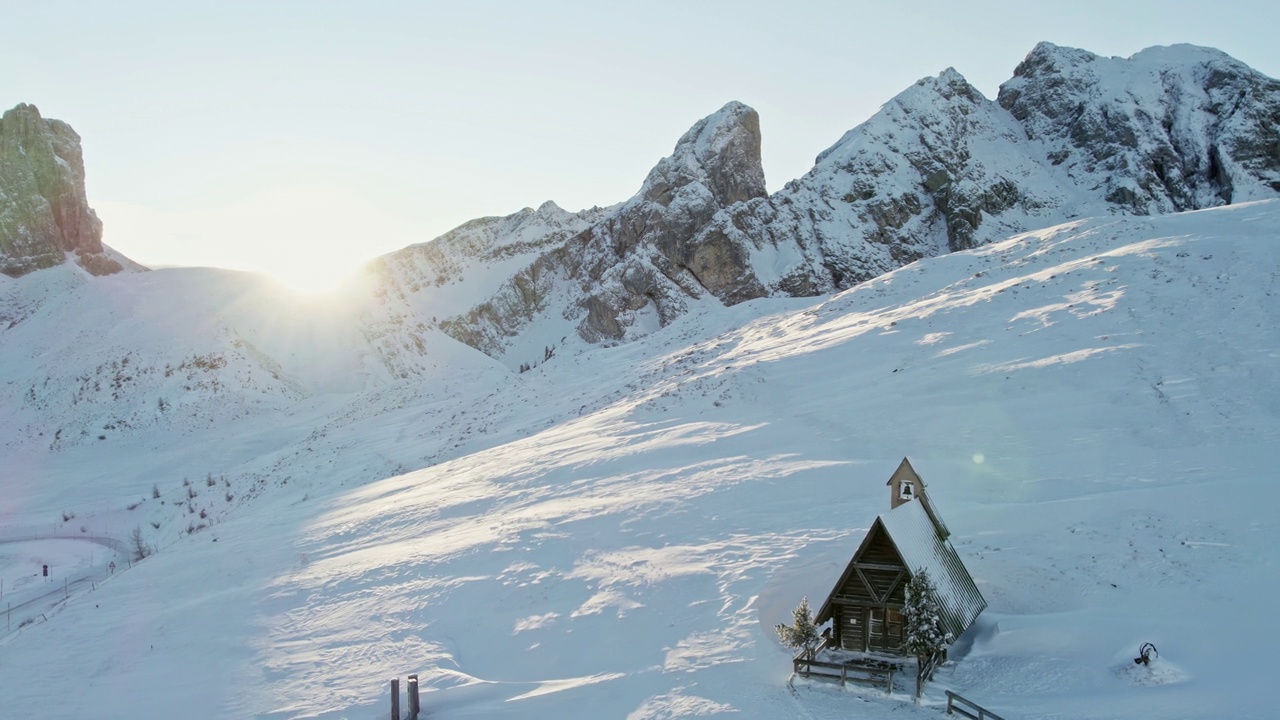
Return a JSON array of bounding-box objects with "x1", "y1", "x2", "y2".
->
[
  {"x1": 912, "y1": 650, "x2": 945, "y2": 699},
  {"x1": 919, "y1": 650, "x2": 943, "y2": 682},
  {"x1": 793, "y1": 654, "x2": 895, "y2": 693},
  {"x1": 945, "y1": 690, "x2": 1005, "y2": 720}
]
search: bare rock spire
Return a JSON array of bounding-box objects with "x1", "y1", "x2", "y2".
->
[{"x1": 0, "y1": 103, "x2": 126, "y2": 277}]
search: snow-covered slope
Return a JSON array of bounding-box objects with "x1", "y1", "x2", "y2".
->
[
  {"x1": 0, "y1": 261, "x2": 513, "y2": 463},
  {"x1": 3, "y1": 201, "x2": 1278, "y2": 719}
]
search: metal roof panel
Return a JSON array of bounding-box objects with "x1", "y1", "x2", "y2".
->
[{"x1": 879, "y1": 499, "x2": 986, "y2": 641}]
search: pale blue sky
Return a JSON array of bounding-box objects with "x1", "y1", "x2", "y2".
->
[{"x1": 4, "y1": 1, "x2": 1277, "y2": 291}]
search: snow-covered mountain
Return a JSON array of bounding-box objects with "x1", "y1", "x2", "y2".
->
[
  {"x1": 424, "y1": 43, "x2": 1280, "y2": 368},
  {"x1": 6, "y1": 43, "x2": 1275, "y2": 381},
  {"x1": 2, "y1": 40, "x2": 1276, "y2": 466}
]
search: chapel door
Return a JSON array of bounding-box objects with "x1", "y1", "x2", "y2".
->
[
  {"x1": 840, "y1": 607, "x2": 864, "y2": 651},
  {"x1": 868, "y1": 608, "x2": 903, "y2": 652}
]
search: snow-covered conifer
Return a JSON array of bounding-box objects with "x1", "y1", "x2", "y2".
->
[
  {"x1": 902, "y1": 567, "x2": 952, "y2": 697},
  {"x1": 902, "y1": 567, "x2": 951, "y2": 655},
  {"x1": 775, "y1": 596, "x2": 821, "y2": 659}
]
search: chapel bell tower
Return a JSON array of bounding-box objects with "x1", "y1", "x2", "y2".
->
[{"x1": 887, "y1": 456, "x2": 924, "y2": 510}]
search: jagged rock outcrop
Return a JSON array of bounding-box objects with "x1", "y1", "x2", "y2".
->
[
  {"x1": 409, "y1": 44, "x2": 1280, "y2": 367},
  {"x1": 356, "y1": 200, "x2": 614, "y2": 377},
  {"x1": 0, "y1": 104, "x2": 131, "y2": 278},
  {"x1": 706, "y1": 43, "x2": 1280, "y2": 301},
  {"x1": 567, "y1": 100, "x2": 767, "y2": 338},
  {"x1": 998, "y1": 42, "x2": 1280, "y2": 211},
  {"x1": 441, "y1": 101, "x2": 766, "y2": 362},
  {"x1": 697, "y1": 68, "x2": 1068, "y2": 299}
]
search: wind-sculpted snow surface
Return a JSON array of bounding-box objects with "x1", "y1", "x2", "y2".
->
[
  {"x1": 3, "y1": 202, "x2": 1279, "y2": 719},
  {"x1": 0, "y1": 266, "x2": 383, "y2": 454}
]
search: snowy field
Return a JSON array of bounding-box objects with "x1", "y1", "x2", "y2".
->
[{"x1": 2, "y1": 202, "x2": 1279, "y2": 718}]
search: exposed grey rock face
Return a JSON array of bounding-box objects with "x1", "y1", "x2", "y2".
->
[
  {"x1": 441, "y1": 101, "x2": 766, "y2": 360},
  {"x1": 567, "y1": 100, "x2": 767, "y2": 339},
  {"x1": 998, "y1": 42, "x2": 1280, "y2": 211},
  {"x1": 357, "y1": 200, "x2": 615, "y2": 377},
  {"x1": 697, "y1": 68, "x2": 1065, "y2": 300},
  {"x1": 0, "y1": 104, "x2": 125, "y2": 278},
  {"x1": 705, "y1": 44, "x2": 1280, "y2": 303}
]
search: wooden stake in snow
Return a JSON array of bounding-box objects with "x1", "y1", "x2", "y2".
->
[
  {"x1": 407, "y1": 674, "x2": 420, "y2": 719},
  {"x1": 390, "y1": 677, "x2": 400, "y2": 720}
]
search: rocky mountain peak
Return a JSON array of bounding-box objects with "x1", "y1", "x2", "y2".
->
[
  {"x1": 640, "y1": 101, "x2": 765, "y2": 208},
  {"x1": 929, "y1": 67, "x2": 983, "y2": 97},
  {"x1": 1128, "y1": 42, "x2": 1241, "y2": 69},
  {"x1": 0, "y1": 103, "x2": 127, "y2": 277},
  {"x1": 815, "y1": 67, "x2": 988, "y2": 168},
  {"x1": 211, "y1": 43, "x2": 1279, "y2": 376},
  {"x1": 999, "y1": 43, "x2": 1280, "y2": 209},
  {"x1": 1009, "y1": 41, "x2": 1102, "y2": 82},
  {"x1": 435, "y1": 102, "x2": 770, "y2": 364}
]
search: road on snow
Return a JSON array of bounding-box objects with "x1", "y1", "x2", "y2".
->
[{"x1": 0, "y1": 532, "x2": 127, "y2": 630}]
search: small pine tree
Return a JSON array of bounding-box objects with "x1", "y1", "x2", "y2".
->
[
  {"x1": 775, "y1": 596, "x2": 822, "y2": 660},
  {"x1": 902, "y1": 567, "x2": 953, "y2": 698},
  {"x1": 130, "y1": 526, "x2": 152, "y2": 562}
]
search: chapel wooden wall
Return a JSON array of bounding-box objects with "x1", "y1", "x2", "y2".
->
[{"x1": 829, "y1": 523, "x2": 909, "y2": 652}]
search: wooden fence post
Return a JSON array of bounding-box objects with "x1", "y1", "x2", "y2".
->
[
  {"x1": 407, "y1": 674, "x2": 419, "y2": 719},
  {"x1": 390, "y1": 677, "x2": 399, "y2": 720}
]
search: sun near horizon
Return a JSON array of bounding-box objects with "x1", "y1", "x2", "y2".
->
[
  {"x1": 123, "y1": 240, "x2": 370, "y2": 298},
  {"x1": 96, "y1": 182, "x2": 415, "y2": 297}
]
